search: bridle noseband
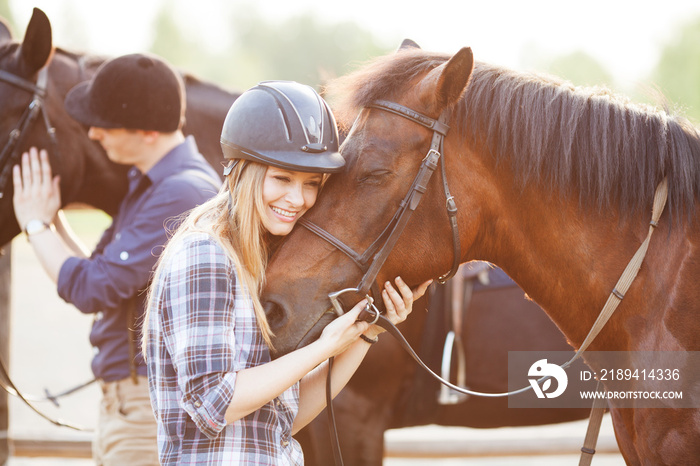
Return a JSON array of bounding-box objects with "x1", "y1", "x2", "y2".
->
[
  {"x1": 299, "y1": 99, "x2": 461, "y2": 316},
  {"x1": 0, "y1": 66, "x2": 57, "y2": 199}
]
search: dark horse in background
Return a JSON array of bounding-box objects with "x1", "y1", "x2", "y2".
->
[
  {"x1": 2, "y1": 10, "x2": 590, "y2": 464},
  {"x1": 262, "y1": 41, "x2": 700, "y2": 464},
  {"x1": 0, "y1": 8, "x2": 236, "y2": 246}
]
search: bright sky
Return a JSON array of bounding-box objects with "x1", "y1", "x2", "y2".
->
[{"x1": 10, "y1": 0, "x2": 700, "y2": 91}]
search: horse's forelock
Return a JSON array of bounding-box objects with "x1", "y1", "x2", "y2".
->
[{"x1": 324, "y1": 49, "x2": 449, "y2": 131}]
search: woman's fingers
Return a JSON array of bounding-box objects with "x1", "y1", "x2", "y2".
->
[{"x1": 413, "y1": 279, "x2": 433, "y2": 300}]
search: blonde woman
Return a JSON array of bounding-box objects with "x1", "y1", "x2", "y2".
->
[{"x1": 143, "y1": 81, "x2": 430, "y2": 465}]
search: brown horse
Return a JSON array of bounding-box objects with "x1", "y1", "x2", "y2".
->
[
  {"x1": 263, "y1": 44, "x2": 700, "y2": 464},
  {"x1": 0, "y1": 8, "x2": 237, "y2": 246}
]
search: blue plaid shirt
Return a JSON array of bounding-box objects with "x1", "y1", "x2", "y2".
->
[{"x1": 146, "y1": 232, "x2": 303, "y2": 465}]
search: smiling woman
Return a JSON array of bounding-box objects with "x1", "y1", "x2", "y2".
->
[
  {"x1": 141, "y1": 80, "x2": 431, "y2": 464},
  {"x1": 262, "y1": 167, "x2": 323, "y2": 236}
]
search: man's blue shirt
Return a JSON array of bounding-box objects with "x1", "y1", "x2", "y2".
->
[{"x1": 57, "y1": 136, "x2": 221, "y2": 381}]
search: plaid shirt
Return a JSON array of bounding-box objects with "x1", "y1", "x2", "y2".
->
[{"x1": 146, "y1": 232, "x2": 303, "y2": 465}]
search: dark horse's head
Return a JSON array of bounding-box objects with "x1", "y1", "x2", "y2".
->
[
  {"x1": 0, "y1": 8, "x2": 236, "y2": 247},
  {"x1": 263, "y1": 43, "x2": 475, "y2": 357},
  {"x1": 0, "y1": 8, "x2": 118, "y2": 245}
]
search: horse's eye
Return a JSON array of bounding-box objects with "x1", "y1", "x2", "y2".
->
[{"x1": 358, "y1": 170, "x2": 392, "y2": 185}]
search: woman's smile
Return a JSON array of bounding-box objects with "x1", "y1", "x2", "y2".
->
[
  {"x1": 262, "y1": 166, "x2": 322, "y2": 235},
  {"x1": 270, "y1": 205, "x2": 300, "y2": 222}
]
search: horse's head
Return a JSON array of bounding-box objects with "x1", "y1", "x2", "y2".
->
[
  {"x1": 0, "y1": 8, "x2": 116, "y2": 246},
  {"x1": 0, "y1": 8, "x2": 53, "y2": 240},
  {"x1": 0, "y1": 8, "x2": 238, "y2": 247},
  {"x1": 263, "y1": 44, "x2": 475, "y2": 357}
]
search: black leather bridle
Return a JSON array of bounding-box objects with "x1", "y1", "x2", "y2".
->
[
  {"x1": 298, "y1": 99, "x2": 462, "y2": 319},
  {"x1": 0, "y1": 65, "x2": 57, "y2": 200}
]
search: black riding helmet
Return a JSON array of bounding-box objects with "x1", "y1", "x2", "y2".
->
[{"x1": 220, "y1": 81, "x2": 345, "y2": 175}]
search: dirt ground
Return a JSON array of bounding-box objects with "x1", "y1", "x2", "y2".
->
[{"x1": 5, "y1": 210, "x2": 625, "y2": 465}]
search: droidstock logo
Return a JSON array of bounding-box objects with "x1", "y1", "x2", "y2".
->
[{"x1": 528, "y1": 358, "x2": 568, "y2": 398}]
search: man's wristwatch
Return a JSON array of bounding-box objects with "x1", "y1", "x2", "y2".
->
[{"x1": 23, "y1": 219, "x2": 51, "y2": 237}]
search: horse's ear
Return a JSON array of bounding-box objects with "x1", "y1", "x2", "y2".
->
[
  {"x1": 425, "y1": 47, "x2": 474, "y2": 112},
  {"x1": 0, "y1": 16, "x2": 13, "y2": 45},
  {"x1": 19, "y1": 8, "x2": 53, "y2": 73},
  {"x1": 397, "y1": 39, "x2": 421, "y2": 52}
]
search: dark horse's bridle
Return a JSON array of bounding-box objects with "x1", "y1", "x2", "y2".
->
[
  {"x1": 298, "y1": 99, "x2": 462, "y2": 320},
  {"x1": 0, "y1": 64, "x2": 85, "y2": 430},
  {"x1": 0, "y1": 65, "x2": 57, "y2": 200}
]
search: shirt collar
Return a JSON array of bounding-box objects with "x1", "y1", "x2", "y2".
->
[{"x1": 127, "y1": 135, "x2": 200, "y2": 188}]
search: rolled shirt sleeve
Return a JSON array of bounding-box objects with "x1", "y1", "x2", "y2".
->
[{"x1": 158, "y1": 234, "x2": 242, "y2": 439}]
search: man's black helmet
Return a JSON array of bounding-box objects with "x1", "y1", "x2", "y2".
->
[
  {"x1": 220, "y1": 81, "x2": 344, "y2": 174},
  {"x1": 65, "y1": 53, "x2": 185, "y2": 132}
]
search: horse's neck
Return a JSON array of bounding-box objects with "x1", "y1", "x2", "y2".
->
[{"x1": 471, "y1": 177, "x2": 659, "y2": 348}]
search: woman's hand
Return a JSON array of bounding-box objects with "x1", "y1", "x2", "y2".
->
[
  {"x1": 366, "y1": 277, "x2": 432, "y2": 339},
  {"x1": 317, "y1": 303, "x2": 371, "y2": 358},
  {"x1": 317, "y1": 277, "x2": 432, "y2": 355},
  {"x1": 12, "y1": 147, "x2": 61, "y2": 230}
]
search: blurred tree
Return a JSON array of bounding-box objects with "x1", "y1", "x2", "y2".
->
[
  {"x1": 230, "y1": 11, "x2": 389, "y2": 88},
  {"x1": 0, "y1": 0, "x2": 15, "y2": 33},
  {"x1": 56, "y1": 0, "x2": 90, "y2": 53},
  {"x1": 545, "y1": 50, "x2": 613, "y2": 88},
  {"x1": 652, "y1": 16, "x2": 700, "y2": 124},
  {"x1": 148, "y1": 2, "x2": 391, "y2": 92},
  {"x1": 150, "y1": 7, "x2": 202, "y2": 76}
]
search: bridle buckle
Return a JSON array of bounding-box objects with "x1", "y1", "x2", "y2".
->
[
  {"x1": 328, "y1": 288, "x2": 380, "y2": 325},
  {"x1": 328, "y1": 288, "x2": 360, "y2": 316}
]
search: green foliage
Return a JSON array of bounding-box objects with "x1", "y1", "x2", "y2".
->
[
  {"x1": 150, "y1": 7, "x2": 203, "y2": 75},
  {"x1": 545, "y1": 50, "x2": 614, "y2": 89},
  {"x1": 148, "y1": 3, "x2": 391, "y2": 92},
  {"x1": 652, "y1": 17, "x2": 700, "y2": 124},
  {"x1": 230, "y1": 11, "x2": 388, "y2": 87},
  {"x1": 0, "y1": 0, "x2": 15, "y2": 33}
]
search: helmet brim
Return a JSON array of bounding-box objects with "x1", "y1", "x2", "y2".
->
[
  {"x1": 65, "y1": 82, "x2": 123, "y2": 129},
  {"x1": 221, "y1": 140, "x2": 345, "y2": 174}
]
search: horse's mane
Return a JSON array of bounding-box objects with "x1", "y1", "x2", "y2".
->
[
  {"x1": 326, "y1": 49, "x2": 700, "y2": 220},
  {"x1": 54, "y1": 46, "x2": 105, "y2": 68}
]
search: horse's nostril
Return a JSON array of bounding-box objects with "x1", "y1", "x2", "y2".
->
[{"x1": 263, "y1": 299, "x2": 287, "y2": 330}]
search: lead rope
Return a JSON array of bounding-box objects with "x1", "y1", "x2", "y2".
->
[
  {"x1": 579, "y1": 380, "x2": 608, "y2": 465},
  {"x1": 575, "y1": 176, "x2": 668, "y2": 465},
  {"x1": 326, "y1": 357, "x2": 344, "y2": 466}
]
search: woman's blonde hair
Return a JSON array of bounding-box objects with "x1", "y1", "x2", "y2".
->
[{"x1": 142, "y1": 161, "x2": 274, "y2": 355}]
